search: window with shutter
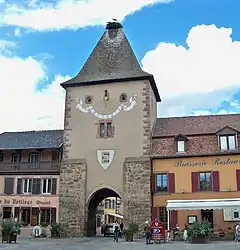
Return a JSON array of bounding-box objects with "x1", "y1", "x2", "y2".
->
[
  {"x1": 199, "y1": 172, "x2": 212, "y2": 191},
  {"x1": 4, "y1": 178, "x2": 14, "y2": 194},
  {"x1": 156, "y1": 173, "x2": 168, "y2": 192}
]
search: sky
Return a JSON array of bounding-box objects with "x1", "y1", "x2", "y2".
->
[{"x1": 0, "y1": 0, "x2": 240, "y2": 132}]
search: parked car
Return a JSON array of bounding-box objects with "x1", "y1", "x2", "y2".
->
[{"x1": 104, "y1": 223, "x2": 114, "y2": 237}]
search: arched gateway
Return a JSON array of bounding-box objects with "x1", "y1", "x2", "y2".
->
[
  {"x1": 87, "y1": 188, "x2": 121, "y2": 236},
  {"x1": 59, "y1": 21, "x2": 161, "y2": 236}
]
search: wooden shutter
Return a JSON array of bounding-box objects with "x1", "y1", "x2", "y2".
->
[
  {"x1": 212, "y1": 171, "x2": 220, "y2": 192},
  {"x1": 170, "y1": 210, "x2": 178, "y2": 229},
  {"x1": 237, "y1": 170, "x2": 240, "y2": 191},
  {"x1": 51, "y1": 178, "x2": 57, "y2": 195},
  {"x1": 36, "y1": 179, "x2": 41, "y2": 194},
  {"x1": 191, "y1": 172, "x2": 199, "y2": 192},
  {"x1": 17, "y1": 178, "x2": 22, "y2": 194},
  {"x1": 32, "y1": 179, "x2": 37, "y2": 194},
  {"x1": 168, "y1": 173, "x2": 175, "y2": 193},
  {"x1": 151, "y1": 173, "x2": 156, "y2": 193},
  {"x1": 32, "y1": 179, "x2": 41, "y2": 194},
  {"x1": 4, "y1": 178, "x2": 14, "y2": 194},
  {"x1": 151, "y1": 207, "x2": 158, "y2": 220}
]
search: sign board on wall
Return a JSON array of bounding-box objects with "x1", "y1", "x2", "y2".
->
[
  {"x1": 174, "y1": 157, "x2": 240, "y2": 167},
  {"x1": 0, "y1": 198, "x2": 51, "y2": 206},
  {"x1": 223, "y1": 209, "x2": 240, "y2": 221}
]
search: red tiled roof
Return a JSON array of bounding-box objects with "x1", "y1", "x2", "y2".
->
[{"x1": 153, "y1": 114, "x2": 240, "y2": 137}]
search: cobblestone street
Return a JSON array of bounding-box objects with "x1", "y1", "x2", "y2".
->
[{"x1": 0, "y1": 237, "x2": 240, "y2": 249}]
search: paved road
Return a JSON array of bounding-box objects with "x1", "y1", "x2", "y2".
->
[{"x1": 1, "y1": 237, "x2": 240, "y2": 249}]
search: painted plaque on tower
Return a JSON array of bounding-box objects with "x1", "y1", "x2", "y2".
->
[{"x1": 96, "y1": 149, "x2": 115, "y2": 170}]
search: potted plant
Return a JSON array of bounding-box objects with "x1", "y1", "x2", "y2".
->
[
  {"x1": 2, "y1": 220, "x2": 21, "y2": 243},
  {"x1": 50, "y1": 223, "x2": 62, "y2": 238},
  {"x1": 190, "y1": 220, "x2": 211, "y2": 243},
  {"x1": 123, "y1": 223, "x2": 139, "y2": 242}
]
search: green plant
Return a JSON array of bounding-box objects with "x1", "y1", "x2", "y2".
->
[
  {"x1": 191, "y1": 221, "x2": 211, "y2": 237},
  {"x1": 125, "y1": 223, "x2": 139, "y2": 234},
  {"x1": 41, "y1": 222, "x2": 48, "y2": 227},
  {"x1": 50, "y1": 223, "x2": 62, "y2": 235},
  {"x1": 2, "y1": 220, "x2": 21, "y2": 235}
]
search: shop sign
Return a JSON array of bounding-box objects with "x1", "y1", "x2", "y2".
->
[
  {"x1": 0, "y1": 199, "x2": 51, "y2": 206},
  {"x1": 174, "y1": 157, "x2": 240, "y2": 167}
]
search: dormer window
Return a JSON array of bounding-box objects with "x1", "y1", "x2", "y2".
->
[
  {"x1": 219, "y1": 135, "x2": 236, "y2": 151},
  {"x1": 216, "y1": 126, "x2": 238, "y2": 151},
  {"x1": 174, "y1": 134, "x2": 188, "y2": 153},
  {"x1": 177, "y1": 140, "x2": 185, "y2": 153}
]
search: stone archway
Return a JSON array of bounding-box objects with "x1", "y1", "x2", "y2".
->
[{"x1": 87, "y1": 188, "x2": 121, "y2": 237}]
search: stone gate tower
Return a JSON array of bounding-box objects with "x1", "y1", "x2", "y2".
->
[{"x1": 59, "y1": 21, "x2": 161, "y2": 236}]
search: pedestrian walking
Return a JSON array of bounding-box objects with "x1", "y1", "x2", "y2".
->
[{"x1": 113, "y1": 221, "x2": 120, "y2": 242}]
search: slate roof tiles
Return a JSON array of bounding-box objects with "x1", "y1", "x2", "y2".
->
[{"x1": 0, "y1": 130, "x2": 63, "y2": 150}]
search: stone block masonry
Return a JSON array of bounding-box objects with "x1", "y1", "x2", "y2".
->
[
  {"x1": 123, "y1": 157, "x2": 152, "y2": 233},
  {"x1": 59, "y1": 159, "x2": 87, "y2": 237}
]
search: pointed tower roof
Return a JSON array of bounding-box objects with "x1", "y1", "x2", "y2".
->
[{"x1": 61, "y1": 21, "x2": 161, "y2": 102}]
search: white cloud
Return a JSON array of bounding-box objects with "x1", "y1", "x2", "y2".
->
[
  {"x1": 1, "y1": 24, "x2": 240, "y2": 133},
  {"x1": 1, "y1": 0, "x2": 173, "y2": 31},
  {"x1": 14, "y1": 28, "x2": 21, "y2": 37},
  {"x1": 0, "y1": 40, "x2": 16, "y2": 55},
  {"x1": 0, "y1": 40, "x2": 70, "y2": 132},
  {"x1": 141, "y1": 24, "x2": 240, "y2": 117}
]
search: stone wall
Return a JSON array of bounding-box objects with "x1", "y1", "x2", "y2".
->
[
  {"x1": 59, "y1": 159, "x2": 87, "y2": 236},
  {"x1": 123, "y1": 157, "x2": 151, "y2": 233}
]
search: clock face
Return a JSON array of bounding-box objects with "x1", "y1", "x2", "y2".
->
[{"x1": 76, "y1": 91, "x2": 138, "y2": 119}]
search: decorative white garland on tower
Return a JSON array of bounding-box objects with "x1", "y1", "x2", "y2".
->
[{"x1": 76, "y1": 95, "x2": 137, "y2": 119}]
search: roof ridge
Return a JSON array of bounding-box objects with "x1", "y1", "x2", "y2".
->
[
  {"x1": 157, "y1": 113, "x2": 240, "y2": 120},
  {"x1": 2, "y1": 129, "x2": 63, "y2": 134}
]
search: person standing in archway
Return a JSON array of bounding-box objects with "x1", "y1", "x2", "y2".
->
[{"x1": 113, "y1": 220, "x2": 120, "y2": 243}]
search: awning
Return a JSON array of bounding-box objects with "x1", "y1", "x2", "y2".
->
[
  {"x1": 106, "y1": 213, "x2": 123, "y2": 219},
  {"x1": 166, "y1": 198, "x2": 240, "y2": 211}
]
